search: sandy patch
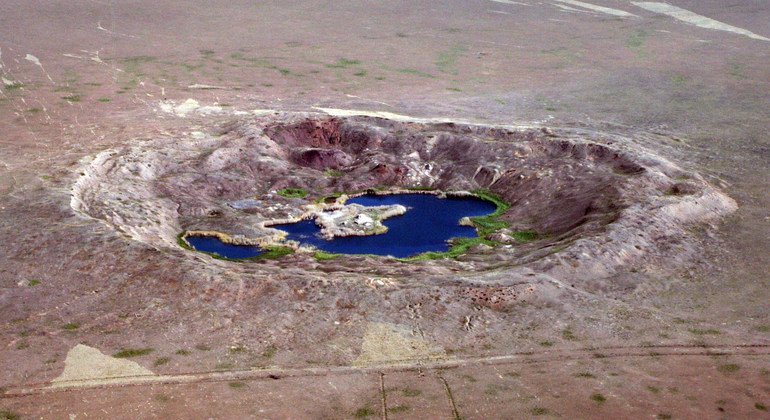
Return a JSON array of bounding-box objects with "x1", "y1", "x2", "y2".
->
[
  {"x1": 50, "y1": 344, "x2": 155, "y2": 388},
  {"x1": 353, "y1": 322, "x2": 447, "y2": 367}
]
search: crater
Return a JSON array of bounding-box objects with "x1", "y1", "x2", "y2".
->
[{"x1": 70, "y1": 110, "x2": 737, "y2": 286}]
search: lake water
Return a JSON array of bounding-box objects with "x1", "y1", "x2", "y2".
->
[
  {"x1": 275, "y1": 194, "x2": 496, "y2": 258},
  {"x1": 185, "y1": 235, "x2": 265, "y2": 259},
  {"x1": 186, "y1": 193, "x2": 497, "y2": 259}
]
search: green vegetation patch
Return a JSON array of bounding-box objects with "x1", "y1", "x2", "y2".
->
[
  {"x1": 688, "y1": 328, "x2": 721, "y2": 335},
  {"x1": 671, "y1": 74, "x2": 688, "y2": 86},
  {"x1": 435, "y1": 46, "x2": 467, "y2": 75},
  {"x1": 389, "y1": 405, "x2": 409, "y2": 413},
  {"x1": 396, "y1": 68, "x2": 436, "y2": 78},
  {"x1": 326, "y1": 58, "x2": 361, "y2": 68},
  {"x1": 277, "y1": 188, "x2": 308, "y2": 199},
  {"x1": 511, "y1": 230, "x2": 539, "y2": 242},
  {"x1": 404, "y1": 236, "x2": 495, "y2": 261},
  {"x1": 354, "y1": 407, "x2": 376, "y2": 418},
  {"x1": 402, "y1": 388, "x2": 422, "y2": 397},
  {"x1": 313, "y1": 251, "x2": 340, "y2": 261},
  {"x1": 316, "y1": 192, "x2": 344, "y2": 204},
  {"x1": 468, "y1": 189, "x2": 511, "y2": 236},
  {"x1": 113, "y1": 348, "x2": 154, "y2": 358},
  {"x1": 0, "y1": 410, "x2": 20, "y2": 420},
  {"x1": 62, "y1": 322, "x2": 80, "y2": 331},
  {"x1": 323, "y1": 169, "x2": 344, "y2": 178},
  {"x1": 259, "y1": 245, "x2": 294, "y2": 260},
  {"x1": 176, "y1": 232, "x2": 193, "y2": 250},
  {"x1": 262, "y1": 345, "x2": 278, "y2": 359},
  {"x1": 591, "y1": 393, "x2": 606, "y2": 404},
  {"x1": 626, "y1": 29, "x2": 649, "y2": 49},
  {"x1": 4, "y1": 81, "x2": 24, "y2": 91},
  {"x1": 717, "y1": 363, "x2": 740, "y2": 373}
]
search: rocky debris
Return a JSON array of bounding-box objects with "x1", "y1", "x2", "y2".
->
[{"x1": 227, "y1": 199, "x2": 262, "y2": 210}]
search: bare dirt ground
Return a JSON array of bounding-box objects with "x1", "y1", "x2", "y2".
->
[{"x1": 1, "y1": 1, "x2": 769, "y2": 418}]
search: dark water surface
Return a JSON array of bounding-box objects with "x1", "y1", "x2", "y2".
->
[
  {"x1": 186, "y1": 194, "x2": 497, "y2": 259},
  {"x1": 275, "y1": 194, "x2": 496, "y2": 258},
  {"x1": 186, "y1": 235, "x2": 264, "y2": 259}
]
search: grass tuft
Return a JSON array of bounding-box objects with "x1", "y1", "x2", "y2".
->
[
  {"x1": 0, "y1": 410, "x2": 20, "y2": 420},
  {"x1": 718, "y1": 363, "x2": 740, "y2": 373},
  {"x1": 326, "y1": 58, "x2": 361, "y2": 68},
  {"x1": 259, "y1": 246, "x2": 294, "y2": 260},
  {"x1": 323, "y1": 169, "x2": 344, "y2": 178},
  {"x1": 262, "y1": 345, "x2": 278, "y2": 359},
  {"x1": 402, "y1": 388, "x2": 422, "y2": 397},
  {"x1": 688, "y1": 328, "x2": 721, "y2": 335},
  {"x1": 62, "y1": 323, "x2": 80, "y2": 331},
  {"x1": 314, "y1": 251, "x2": 340, "y2": 261},
  {"x1": 511, "y1": 230, "x2": 540, "y2": 242},
  {"x1": 176, "y1": 232, "x2": 193, "y2": 250},
  {"x1": 354, "y1": 407, "x2": 375, "y2": 418},
  {"x1": 277, "y1": 188, "x2": 308, "y2": 199},
  {"x1": 4, "y1": 82, "x2": 24, "y2": 91},
  {"x1": 113, "y1": 348, "x2": 154, "y2": 358},
  {"x1": 591, "y1": 393, "x2": 606, "y2": 404}
]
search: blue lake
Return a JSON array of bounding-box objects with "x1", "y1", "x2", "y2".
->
[
  {"x1": 185, "y1": 235, "x2": 264, "y2": 259},
  {"x1": 185, "y1": 194, "x2": 498, "y2": 259},
  {"x1": 276, "y1": 194, "x2": 497, "y2": 258}
]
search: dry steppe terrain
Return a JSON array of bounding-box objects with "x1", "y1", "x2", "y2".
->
[{"x1": 1, "y1": 1, "x2": 768, "y2": 418}]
